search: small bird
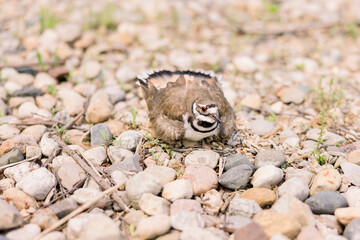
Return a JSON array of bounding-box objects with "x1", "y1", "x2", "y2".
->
[{"x1": 138, "y1": 70, "x2": 236, "y2": 143}]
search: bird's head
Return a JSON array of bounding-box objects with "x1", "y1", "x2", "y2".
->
[{"x1": 192, "y1": 98, "x2": 221, "y2": 125}]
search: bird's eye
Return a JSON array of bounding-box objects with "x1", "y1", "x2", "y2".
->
[{"x1": 201, "y1": 107, "x2": 206, "y2": 112}]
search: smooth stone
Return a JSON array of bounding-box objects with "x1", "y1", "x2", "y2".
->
[
  {"x1": 219, "y1": 164, "x2": 253, "y2": 189},
  {"x1": 123, "y1": 209, "x2": 146, "y2": 227},
  {"x1": 348, "y1": 150, "x2": 360, "y2": 165},
  {"x1": 82, "y1": 146, "x2": 107, "y2": 166},
  {"x1": 184, "y1": 150, "x2": 219, "y2": 169},
  {"x1": 0, "y1": 199, "x2": 23, "y2": 230},
  {"x1": 234, "y1": 56, "x2": 258, "y2": 73},
  {"x1": 77, "y1": 213, "x2": 121, "y2": 240},
  {"x1": 12, "y1": 85, "x2": 43, "y2": 97},
  {"x1": 135, "y1": 214, "x2": 171, "y2": 239},
  {"x1": 104, "y1": 86, "x2": 125, "y2": 105},
  {"x1": 57, "y1": 161, "x2": 86, "y2": 191},
  {"x1": 170, "y1": 211, "x2": 205, "y2": 231},
  {"x1": 306, "y1": 129, "x2": 346, "y2": 146},
  {"x1": 126, "y1": 172, "x2": 162, "y2": 209},
  {"x1": 344, "y1": 218, "x2": 360, "y2": 240},
  {"x1": 228, "y1": 194, "x2": 262, "y2": 218},
  {"x1": 58, "y1": 89, "x2": 86, "y2": 116},
  {"x1": 144, "y1": 165, "x2": 177, "y2": 186},
  {"x1": 182, "y1": 165, "x2": 218, "y2": 195},
  {"x1": 234, "y1": 222, "x2": 268, "y2": 240},
  {"x1": 276, "y1": 86, "x2": 305, "y2": 104},
  {"x1": 21, "y1": 125, "x2": 47, "y2": 142},
  {"x1": 305, "y1": 191, "x2": 348, "y2": 214},
  {"x1": 224, "y1": 215, "x2": 252, "y2": 233},
  {"x1": 248, "y1": 120, "x2": 275, "y2": 136},
  {"x1": 71, "y1": 188, "x2": 110, "y2": 208},
  {"x1": 0, "y1": 148, "x2": 23, "y2": 167},
  {"x1": 254, "y1": 210, "x2": 301, "y2": 239},
  {"x1": 334, "y1": 207, "x2": 360, "y2": 226},
  {"x1": 18, "y1": 101, "x2": 40, "y2": 119},
  {"x1": 156, "y1": 230, "x2": 181, "y2": 240},
  {"x1": 4, "y1": 162, "x2": 40, "y2": 182},
  {"x1": 162, "y1": 179, "x2": 193, "y2": 202},
  {"x1": 251, "y1": 165, "x2": 284, "y2": 189},
  {"x1": 67, "y1": 213, "x2": 96, "y2": 239},
  {"x1": 49, "y1": 198, "x2": 78, "y2": 219},
  {"x1": 37, "y1": 231, "x2": 66, "y2": 240},
  {"x1": 255, "y1": 149, "x2": 286, "y2": 168},
  {"x1": 114, "y1": 130, "x2": 142, "y2": 151},
  {"x1": 180, "y1": 227, "x2": 221, "y2": 240},
  {"x1": 117, "y1": 154, "x2": 142, "y2": 172},
  {"x1": 201, "y1": 189, "x2": 224, "y2": 215},
  {"x1": 0, "y1": 134, "x2": 37, "y2": 155},
  {"x1": 56, "y1": 23, "x2": 81, "y2": 42},
  {"x1": 139, "y1": 193, "x2": 170, "y2": 216},
  {"x1": 81, "y1": 61, "x2": 101, "y2": 79},
  {"x1": 0, "y1": 178, "x2": 15, "y2": 191},
  {"x1": 90, "y1": 123, "x2": 113, "y2": 146},
  {"x1": 16, "y1": 167, "x2": 56, "y2": 200},
  {"x1": 170, "y1": 199, "x2": 203, "y2": 216},
  {"x1": 310, "y1": 168, "x2": 342, "y2": 195},
  {"x1": 5, "y1": 224, "x2": 40, "y2": 240},
  {"x1": 315, "y1": 214, "x2": 343, "y2": 236},
  {"x1": 30, "y1": 208, "x2": 58, "y2": 230},
  {"x1": 4, "y1": 81, "x2": 22, "y2": 95},
  {"x1": 296, "y1": 225, "x2": 323, "y2": 240},
  {"x1": 3, "y1": 188, "x2": 38, "y2": 210},
  {"x1": 241, "y1": 94, "x2": 262, "y2": 110},
  {"x1": 0, "y1": 124, "x2": 20, "y2": 140},
  {"x1": 341, "y1": 162, "x2": 360, "y2": 187},
  {"x1": 271, "y1": 194, "x2": 315, "y2": 227},
  {"x1": 40, "y1": 133, "x2": 59, "y2": 157},
  {"x1": 241, "y1": 188, "x2": 276, "y2": 207},
  {"x1": 278, "y1": 177, "x2": 310, "y2": 201},
  {"x1": 33, "y1": 73, "x2": 57, "y2": 92},
  {"x1": 285, "y1": 168, "x2": 313, "y2": 185},
  {"x1": 85, "y1": 90, "x2": 112, "y2": 124},
  {"x1": 107, "y1": 146, "x2": 134, "y2": 163},
  {"x1": 224, "y1": 154, "x2": 254, "y2": 171},
  {"x1": 110, "y1": 170, "x2": 127, "y2": 186},
  {"x1": 344, "y1": 187, "x2": 360, "y2": 207},
  {"x1": 36, "y1": 94, "x2": 56, "y2": 110}
]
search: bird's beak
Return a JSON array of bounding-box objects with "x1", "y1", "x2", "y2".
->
[{"x1": 211, "y1": 114, "x2": 221, "y2": 124}]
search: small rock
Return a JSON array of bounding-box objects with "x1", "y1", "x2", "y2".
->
[
  {"x1": 255, "y1": 149, "x2": 286, "y2": 168},
  {"x1": 202, "y1": 189, "x2": 224, "y2": 215},
  {"x1": 30, "y1": 208, "x2": 58, "y2": 230},
  {"x1": 56, "y1": 23, "x2": 82, "y2": 42},
  {"x1": 348, "y1": 150, "x2": 360, "y2": 165},
  {"x1": 170, "y1": 199, "x2": 203, "y2": 216},
  {"x1": 156, "y1": 230, "x2": 181, "y2": 240},
  {"x1": 334, "y1": 207, "x2": 360, "y2": 226},
  {"x1": 139, "y1": 192, "x2": 170, "y2": 215},
  {"x1": 285, "y1": 168, "x2": 313, "y2": 185},
  {"x1": 58, "y1": 89, "x2": 86, "y2": 116},
  {"x1": 343, "y1": 218, "x2": 360, "y2": 240},
  {"x1": 162, "y1": 179, "x2": 193, "y2": 202},
  {"x1": 297, "y1": 225, "x2": 323, "y2": 240},
  {"x1": 135, "y1": 214, "x2": 171, "y2": 239},
  {"x1": 180, "y1": 227, "x2": 221, "y2": 240},
  {"x1": 241, "y1": 188, "x2": 276, "y2": 207},
  {"x1": 82, "y1": 146, "x2": 107, "y2": 166},
  {"x1": 219, "y1": 164, "x2": 253, "y2": 189},
  {"x1": 57, "y1": 160, "x2": 86, "y2": 191},
  {"x1": 40, "y1": 133, "x2": 59, "y2": 157},
  {"x1": 341, "y1": 162, "x2": 360, "y2": 187},
  {"x1": 276, "y1": 86, "x2": 305, "y2": 104},
  {"x1": 90, "y1": 123, "x2": 113, "y2": 146},
  {"x1": 0, "y1": 124, "x2": 20, "y2": 140},
  {"x1": 241, "y1": 94, "x2": 262, "y2": 110},
  {"x1": 248, "y1": 120, "x2": 275, "y2": 136},
  {"x1": 306, "y1": 129, "x2": 346, "y2": 146},
  {"x1": 107, "y1": 146, "x2": 134, "y2": 163},
  {"x1": 86, "y1": 90, "x2": 112, "y2": 124},
  {"x1": 123, "y1": 209, "x2": 146, "y2": 227},
  {"x1": 182, "y1": 165, "x2": 218, "y2": 195},
  {"x1": 228, "y1": 194, "x2": 262, "y2": 218},
  {"x1": 104, "y1": 86, "x2": 125, "y2": 105},
  {"x1": 0, "y1": 134, "x2": 37, "y2": 155},
  {"x1": 4, "y1": 81, "x2": 22, "y2": 95},
  {"x1": 0, "y1": 199, "x2": 23, "y2": 230},
  {"x1": 344, "y1": 187, "x2": 360, "y2": 207},
  {"x1": 144, "y1": 165, "x2": 177, "y2": 186},
  {"x1": 33, "y1": 73, "x2": 57, "y2": 92},
  {"x1": 81, "y1": 61, "x2": 101, "y2": 79},
  {"x1": 114, "y1": 130, "x2": 142, "y2": 151},
  {"x1": 0, "y1": 148, "x2": 23, "y2": 167},
  {"x1": 12, "y1": 85, "x2": 43, "y2": 97},
  {"x1": 115, "y1": 66, "x2": 136, "y2": 82},
  {"x1": 36, "y1": 94, "x2": 56, "y2": 110},
  {"x1": 49, "y1": 198, "x2": 78, "y2": 219},
  {"x1": 110, "y1": 170, "x2": 127, "y2": 186},
  {"x1": 71, "y1": 188, "x2": 110, "y2": 207},
  {"x1": 305, "y1": 191, "x2": 348, "y2": 214},
  {"x1": 251, "y1": 165, "x2": 284, "y2": 189},
  {"x1": 16, "y1": 167, "x2": 56, "y2": 200},
  {"x1": 77, "y1": 213, "x2": 121, "y2": 240},
  {"x1": 3, "y1": 188, "x2": 38, "y2": 210},
  {"x1": 117, "y1": 154, "x2": 143, "y2": 172},
  {"x1": 310, "y1": 168, "x2": 342, "y2": 195},
  {"x1": 315, "y1": 214, "x2": 343, "y2": 236},
  {"x1": 234, "y1": 222, "x2": 268, "y2": 240},
  {"x1": 21, "y1": 125, "x2": 47, "y2": 142},
  {"x1": 170, "y1": 211, "x2": 205, "y2": 230},
  {"x1": 0, "y1": 178, "x2": 15, "y2": 191},
  {"x1": 18, "y1": 101, "x2": 40, "y2": 119},
  {"x1": 5, "y1": 224, "x2": 40, "y2": 240},
  {"x1": 278, "y1": 177, "x2": 309, "y2": 201},
  {"x1": 185, "y1": 150, "x2": 219, "y2": 169},
  {"x1": 224, "y1": 215, "x2": 252, "y2": 233},
  {"x1": 234, "y1": 56, "x2": 258, "y2": 73},
  {"x1": 37, "y1": 231, "x2": 66, "y2": 240},
  {"x1": 126, "y1": 172, "x2": 162, "y2": 209},
  {"x1": 224, "y1": 154, "x2": 254, "y2": 171},
  {"x1": 4, "y1": 162, "x2": 40, "y2": 182}
]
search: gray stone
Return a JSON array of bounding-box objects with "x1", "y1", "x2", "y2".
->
[
  {"x1": 224, "y1": 215, "x2": 252, "y2": 233},
  {"x1": 305, "y1": 191, "x2": 348, "y2": 214},
  {"x1": 0, "y1": 148, "x2": 23, "y2": 167},
  {"x1": 162, "y1": 179, "x2": 193, "y2": 202},
  {"x1": 126, "y1": 172, "x2": 162, "y2": 209},
  {"x1": 278, "y1": 177, "x2": 310, "y2": 201},
  {"x1": 344, "y1": 218, "x2": 360, "y2": 240},
  {"x1": 184, "y1": 150, "x2": 219, "y2": 169},
  {"x1": 82, "y1": 146, "x2": 107, "y2": 166},
  {"x1": 4, "y1": 162, "x2": 40, "y2": 182},
  {"x1": 248, "y1": 120, "x2": 275, "y2": 136},
  {"x1": 224, "y1": 154, "x2": 254, "y2": 171},
  {"x1": 285, "y1": 168, "x2": 313, "y2": 185},
  {"x1": 12, "y1": 85, "x2": 43, "y2": 97},
  {"x1": 144, "y1": 165, "x2": 177, "y2": 186},
  {"x1": 117, "y1": 154, "x2": 143, "y2": 172},
  {"x1": 0, "y1": 199, "x2": 22, "y2": 230},
  {"x1": 170, "y1": 212, "x2": 205, "y2": 231},
  {"x1": 341, "y1": 162, "x2": 360, "y2": 187},
  {"x1": 107, "y1": 146, "x2": 134, "y2": 163},
  {"x1": 251, "y1": 165, "x2": 284, "y2": 189},
  {"x1": 49, "y1": 198, "x2": 78, "y2": 219},
  {"x1": 90, "y1": 123, "x2": 113, "y2": 146},
  {"x1": 228, "y1": 194, "x2": 262, "y2": 218},
  {"x1": 16, "y1": 167, "x2": 56, "y2": 200},
  {"x1": 5, "y1": 224, "x2": 40, "y2": 240},
  {"x1": 135, "y1": 214, "x2": 171, "y2": 239},
  {"x1": 114, "y1": 130, "x2": 142, "y2": 151},
  {"x1": 255, "y1": 149, "x2": 286, "y2": 168},
  {"x1": 219, "y1": 164, "x2": 253, "y2": 189},
  {"x1": 104, "y1": 86, "x2": 125, "y2": 105},
  {"x1": 139, "y1": 193, "x2": 170, "y2": 216}
]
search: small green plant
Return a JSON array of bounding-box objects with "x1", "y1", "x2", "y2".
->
[
  {"x1": 130, "y1": 107, "x2": 137, "y2": 128},
  {"x1": 128, "y1": 224, "x2": 135, "y2": 235},
  {"x1": 86, "y1": 3, "x2": 118, "y2": 30},
  {"x1": 39, "y1": 7, "x2": 61, "y2": 33},
  {"x1": 265, "y1": 112, "x2": 277, "y2": 122},
  {"x1": 347, "y1": 21, "x2": 358, "y2": 38},
  {"x1": 262, "y1": 0, "x2": 279, "y2": 14},
  {"x1": 0, "y1": 109, "x2": 5, "y2": 117},
  {"x1": 55, "y1": 125, "x2": 66, "y2": 136},
  {"x1": 37, "y1": 52, "x2": 47, "y2": 71},
  {"x1": 47, "y1": 85, "x2": 57, "y2": 96},
  {"x1": 295, "y1": 63, "x2": 305, "y2": 71}
]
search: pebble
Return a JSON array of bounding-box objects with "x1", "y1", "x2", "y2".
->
[
  {"x1": 0, "y1": 134, "x2": 37, "y2": 155},
  {"x1": 144, "y1": 165, "x2": 177, "y2": 186},
  {"x1": 344, "y1": 187, "x2": 360, "y2": 207},
  {"x1": 115, "y1": 66, "x2": 136, "y2": 82},
  {"x1": 71, "y1": 188, "x2": 110, "y2": 207},
  {"x1": 4, "y1": 81, "x2": 22, "y2": 95},
  {"x1": 3, "y1": 188, "x2": 38, "y2": 210},
  {"x1": 347, "y1": 150, "x2": 360, "y2": 165},
  {"x1": 33, "y1": 73, "x2": 57, "y2": 92},
  {"x1": 36, "y1": 94, "x2": 56, "y2": 110},
  {"x1": 114, "y1": 130, "x2": 142, "y2": 151},
  {"x1": 170, "y1": 211, "x2": 205, "y2": 230},
  {"x1": 224, "y1": 154, "x2": 254, "y2": 171},
  {"x1": 12, "y1": 85, "x2": 43, "y2": 97},
  {"x1": 0, "y1": 148, "x2": 23, "y2": 167},
  {"x1": 278, "y1": 177, "x2": 309, "y2": 201},
  {"x1": 224, "y1": 215, "x2": 252, "y2": 233},
  {"x1": 341, "y1": 162, "x2": 360, "y2": 187},
  {"x1": 125, "y1": 172, "x2": 162, "y2": 209},
  {"x1": 234, "y1": 56, "x2": 258, "y2": 73},
  {"x1": 240, "y1": 188, "x2": 276, "y2": 207},
  {"x1": 0, "y1": 124, "x2": 20, "y2": 140},
  {"x1": 90, "y1": 123, "x2": 113, "y2": 146},
  {"x1": 57, "y1": 160, "x2": 86, "y2": 191},
  {"x1": 285, "y1": 168, "x2": 313, "y2": 185},
  {"x1": 64, "y1": 129, "x2": 85, "y2": 146},
  {"x1": 5, "y1": 224, "x2": 40, "y2": 240},
  {"x1": 37, "y1": 231, "x2": 66, "y2": 240},
  {"x1": 139, "y1": 192, "x2": 170, "y2": 215},
  {"x1": 0, "y1": 178, "x2": 15, "y2": 191},
  {"x1": 25, "y1": 145, "x2": 42, "y2": 161},
  {"x1": 0, "y1": 199, "x2": 23, "y2": 230},
  {"x1": 182, "y1": 165, "x2": 218, "y2": 195},
  {"x1": 219, "y1": 164, "x2": 253, "y2": 189},
  {"x1": 234, "y1": 222, "x2": 268, "y2": 240},
  {"x1": 254, "y1": 210, "x2": 301, "y2": 239},
  {"x1": 310, "y1": 168, "x2": 342, "y2": 195},
  {"x1": 81, "y1": 61, "x2": 102, "y2": 79},
  {"x1": 201, "y1": 189, "x2": 223, "y2": 215},
  {"x1": 85, "y1": 90, "x2": 112, "y2": 124},
  {"x1": 276, "y1": 86, "x2": 305, "y2": 104},
  {"x1": 255, "y1": 149, "x2": 286, "y2": 168},
  {"x1": 271, "y1": 194, "x2": 315, "y2": 227},
  {"x1": 40, "y1": 133, "x2": 59, "y2": 157},
  {"x1": 180, "y1": 227, "x2": 221, "y2": 240},
  {"x1": 306, "y1": 129, "x2": 346, "y2": 146},
  {"x1": 4, "y1": 162, "x2": 40, "y2": 182},
  {"x1": 184, "y1": 150, "x2": 219, "y2": 169},
  {"x1": 30, "y1": 208, "x2": 58, "y2": 230},
  {"x1": 297, "y1": 225, "x2": 323, "y2": 240},
  {"x1": 104, "y1": 86, "x2": 125, "y2": 105},
  {"x1": 56, "y1": 23, "x2": 82, "y2": 42},
  {"x1": 162, "y1": 179, "x2": 193, "y2": 202},
  {"x1": 334, "y1": 207, "x2": 360, "y2": 226},
  {"x1": 170, "y1": 199, "x2": 203, "y2": 216},
  {"x1": 135, "y1": 214, "x2": 171, "y2": 239},
  {"x1": 9, "y1": 73, "x2": 34, "y2": 87},
  {"x1": 58, "y1": 89, "x2": 86, "y2": 116},
  {"x1": 248, "y1": 119, "x2": 275, "y2": 136},
  {"x1": 251, "y1": 165, "x2": 284, "y2": 189},
  {"x1": 305, "y1": 191, "x2": 348, "y2": 214},
  {"x1": 17, "y1": 167, "x2": 56, "y2": 200},
  {"x1": 17, "y1": 101, "x2": 40, "y2": 118},
  {"x1": 116, "y1": 154, "x2": 142, "y2": 172},
  {"x1": 343, "y1": 218, "x2": 360, "y2": 240},
  {"x1": 21, "y1": 124, "x2": 47, "y2": 142},
  {"x1": 110, "y1": 170, "x2": 127, "y2": 186},
  {"x1": 315, "y1": 214, "x2": 343, "y2": 236},
  {"x1": 240, "y1": 94, "x2": 262, "y2": 110},
  {"x1": 123, "y1": 209, "x2": 146, "y2": 227},
  {"x1": 228, "y1": 194, "x2": 262, "y2": 218},
  {"x1": 49, "y1": 198, "x2": 78, "y2": 219},
  {"x1": 74, "y1": 31, "x2": 95, "y2": 49},
  {"x1": 156, "y1": 230, "x2": 181, "y2": 240},
  {"x1": 107, "y1": 146, "x2": 134, "y2": 163},
  {"x1": 82, "y1": 146, "x2": 107, "y2": 166}
]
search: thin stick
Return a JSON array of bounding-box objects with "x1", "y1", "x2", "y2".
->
[
  {"x1": 33, "y1": 182, "x2": 125, "y2": 240},
  {"x1": 0, "y1": 156, "x2": 39, "y2": 172}
]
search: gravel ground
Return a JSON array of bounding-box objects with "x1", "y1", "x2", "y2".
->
[{"x1": 1, "y1": 0, "x2": 360, "y2": 239}]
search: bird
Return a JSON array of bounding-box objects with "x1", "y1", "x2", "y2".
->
[{"x1": 138, "y1": 70, "x2": 236, "y2": 144}]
